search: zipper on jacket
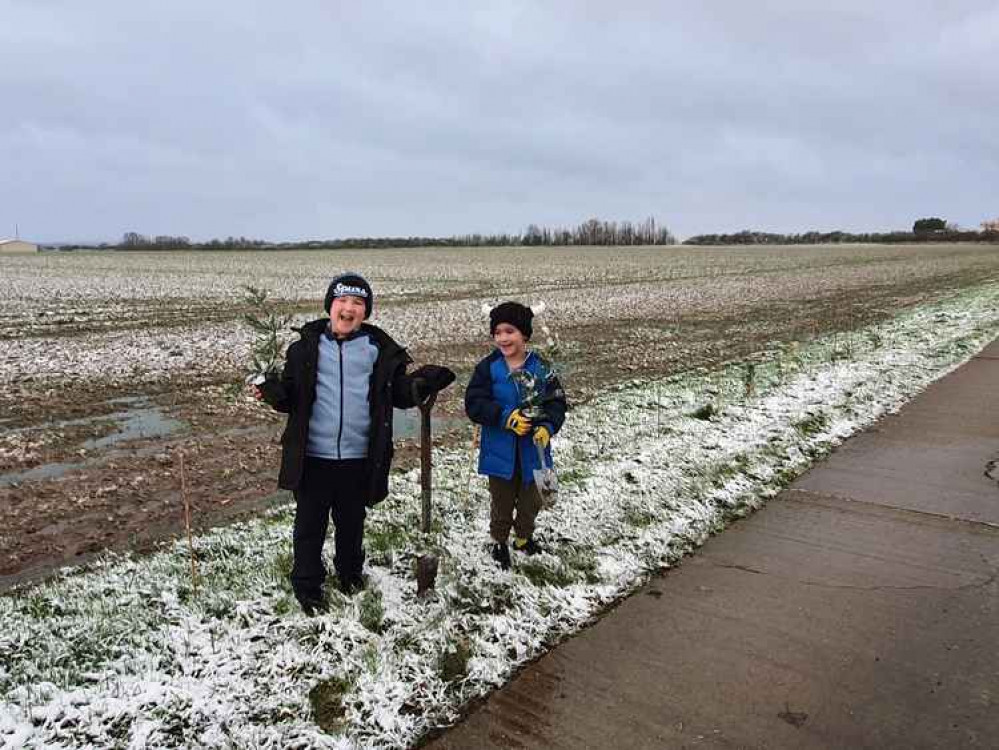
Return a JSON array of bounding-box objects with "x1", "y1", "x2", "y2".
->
[{"x1": 337, "y1": 339, "x2": 345, "y2": 459}]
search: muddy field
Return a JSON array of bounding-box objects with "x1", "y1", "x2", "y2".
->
[{"x1": 2, "y1": 243, "x2": 998, "y2": 585}]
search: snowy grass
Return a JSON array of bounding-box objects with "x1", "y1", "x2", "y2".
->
[{"x1": 2, "y1": 282, "x2": 999, "y2": 749}]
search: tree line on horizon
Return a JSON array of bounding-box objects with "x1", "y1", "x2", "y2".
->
[
  {"x1": 58, "y1": 217, "x2": 676, "y2": 252},
  {"x1": 44, "y1": 215, "x2": 999, "y2": 252},
  {"x1": 684, "y1": 217, "x2": 999, "y2": 246}
]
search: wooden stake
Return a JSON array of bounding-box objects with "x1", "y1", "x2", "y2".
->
[
  {"x1": 466, "y1": 425, "x2": 481, "y2": 500},
  {"x1": 179, "y1": 450, "x2": 200, "y2": 592},
  {"x1": 744, "y1": 362, "x2": 756, "y2": 398}
]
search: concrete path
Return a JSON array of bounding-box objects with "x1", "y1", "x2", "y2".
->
[{"x1": 427, "y1": 341, "x2": 999, "y2": 749}]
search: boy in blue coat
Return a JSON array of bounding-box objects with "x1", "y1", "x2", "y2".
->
[{"x1": 465, "y1": 302, "x2": 567, "y2": 569}]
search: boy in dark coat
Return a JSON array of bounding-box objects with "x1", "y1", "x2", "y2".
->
[
  {"x1": 465, "y1": 302, "x2": 567, "y2": 569},
  {"x1": 255, "y1": 272, "x2": 454, "y2": 614}
]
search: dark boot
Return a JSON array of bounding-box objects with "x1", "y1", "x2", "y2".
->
[
  {"x1": 492, "y1": 542, "x2": 511, "y2": 570},
  {"x1": 513, "y1": 537, "x2": 543, "y2": 555},
  {"x1": 297, "y1": 593, "x2": 327, "y2": 617},
  {"x1": 338, "y1": 574, "x2": 365, "y2": 596}
]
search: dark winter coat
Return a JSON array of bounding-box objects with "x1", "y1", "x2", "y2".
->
[
  {"x1": 259, "y1": 318, "x2": 417, "y2": 505},
  {"x1": 465, "y1": 349, "x2": 567, "y2": 483}
]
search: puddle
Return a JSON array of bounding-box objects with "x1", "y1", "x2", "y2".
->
[
  {"x1": 3, "y1": 459, "x2": 89, "y2": 486},
  {"x1": 1, "y1": 397, "x2": 185, "y2": 487},
  {"x1": 393, "y1": 408, "x2": 467, "y2": 440},
  {"x1": 87, "y1": 397, "x2": 184, "y2": 450},
  {"x1": 1, "y1": 401, "x2": 463, "y2": 487}
]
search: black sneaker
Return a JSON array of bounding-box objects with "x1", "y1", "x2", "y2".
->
[
  {"x1": 297, "y1": 595, "x2": 327, "y2": 617},
  {"x1": 491, "y1": 542, "x2": 511, "y2": 570},
  {"x1": 513, "y1": 538, "x2": 543, "y2": 555},
  {"x1": 338, "y1": 574, "x2": 365, "y2": 596}
]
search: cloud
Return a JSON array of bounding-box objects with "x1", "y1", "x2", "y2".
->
[{"x1": 2, "y1": 0, "x2": 997, "y2": 241}]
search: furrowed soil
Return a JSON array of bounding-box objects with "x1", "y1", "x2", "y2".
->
[{"x1": 2, "y1": 244, "x2": 998, "y2": 587}]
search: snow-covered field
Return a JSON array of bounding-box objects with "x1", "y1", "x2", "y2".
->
[
  {"x1": 3, "y1": 280, "x2": 998, "y2": 749},
  {"x1": 2, "y1": 243, "x2": 998, "y2": 387},
  {"x1": 6, "y1": 244, "x2": 988, "y2": 308}
]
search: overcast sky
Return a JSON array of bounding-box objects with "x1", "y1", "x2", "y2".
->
[{"x1": 2, "y1": 1, "x2": 997, "y2": 242}]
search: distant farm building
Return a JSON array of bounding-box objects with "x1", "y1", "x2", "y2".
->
[{"x1": 0, "y1": 239, "x2": 39, "y2": 253}]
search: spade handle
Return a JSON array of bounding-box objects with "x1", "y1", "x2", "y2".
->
[{"x1": 411, "y1": 380, "x2": 437, "y2": 534}]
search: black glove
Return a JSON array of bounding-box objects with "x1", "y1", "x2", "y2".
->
[
  {"x1": 411, "y1": 365, "x2": 456, "y2": 396},
  {"x1": 256, "y1": 372, "x2": 285, "y2": 404}
]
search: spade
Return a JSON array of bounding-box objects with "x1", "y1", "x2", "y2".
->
[{"x1": 411, "y1": 379, "x2": 439, "y2": 595}]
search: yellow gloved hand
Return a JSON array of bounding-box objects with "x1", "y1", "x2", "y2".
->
[
  {"x1": 505, "y1": 409, "x2": 532, "y2": 436},
  {"x1": 533, "y1": 426, "x2": 551, "y2": 448}
]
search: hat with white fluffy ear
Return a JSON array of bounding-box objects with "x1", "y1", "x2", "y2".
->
[
  {"x1": 481, "y1": 301, "x2": 545, "y2": 316},
  {"x1": 489, "y1": 301, "x2": 534, "y2": 339}
]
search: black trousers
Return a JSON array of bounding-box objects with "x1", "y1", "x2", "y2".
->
[{"x1": 291, "y1": 456, "x2": 368, "y2": 600}]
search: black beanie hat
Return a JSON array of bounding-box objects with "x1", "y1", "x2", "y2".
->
[
  {"x1": 489, "y1": 301, "x2": 533, "y2": 339},
  {"x1": 324, "y1": 272, "x2": 373, "y2": 319}
]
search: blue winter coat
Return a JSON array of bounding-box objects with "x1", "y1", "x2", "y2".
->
[{"x1": 464, "y1": 349, "x2": 567, "y2": 483}]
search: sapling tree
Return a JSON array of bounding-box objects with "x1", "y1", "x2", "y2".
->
[{"x1": 242, "y1": 285, "x2": 292, "y2": 381}]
